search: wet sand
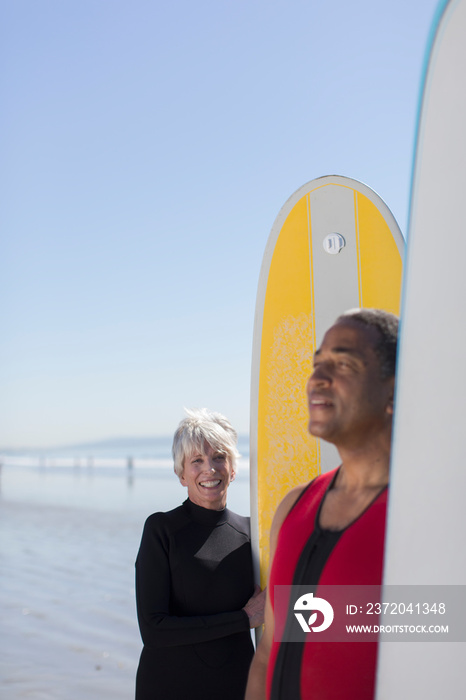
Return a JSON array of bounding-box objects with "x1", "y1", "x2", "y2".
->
[{"x1": 0, "y1": 465, "x2": 250, "y2": 698}]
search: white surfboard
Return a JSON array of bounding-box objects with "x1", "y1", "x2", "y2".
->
[{"x1": 376, "y1": 1, "x2": 466, "y2": 697}]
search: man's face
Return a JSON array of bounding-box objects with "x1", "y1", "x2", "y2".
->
[{"x1": 306, "y1": 320, "x2": 394, "y2": 449}]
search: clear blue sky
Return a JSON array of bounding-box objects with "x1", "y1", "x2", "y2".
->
[{"x1": 1, "y1": 0, "x2": 439, "y2": 449}]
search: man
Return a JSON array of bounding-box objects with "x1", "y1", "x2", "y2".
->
[{"x1": 245, "y1": 308, "x2": 398, "y2": 700}]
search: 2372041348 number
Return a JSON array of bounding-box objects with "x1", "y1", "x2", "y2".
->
[{"x1": 363, "y1": 602, "x2": 446, "y2": 615}]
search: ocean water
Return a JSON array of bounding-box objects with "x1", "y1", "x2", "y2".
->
[{"x1": 0, "y1": 458, "x2": 251, "y2": 699}]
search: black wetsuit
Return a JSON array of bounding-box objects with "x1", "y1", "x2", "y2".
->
[{"x1": 135, "y1": 498, "x2": 254, "y2": 700}]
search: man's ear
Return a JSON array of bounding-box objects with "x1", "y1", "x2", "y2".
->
[
  {"x1": 386, "y1": 376, "x2": 395, "y2": 415},
  {"x1": 230, "y1": 470, "x2": 236, "y2": 483},
  {"x1": 179, "y1": 471, "x2": 186, "y2": 485}
]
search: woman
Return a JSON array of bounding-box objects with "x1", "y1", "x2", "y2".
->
[{"x1": 135, "y1": 408, "x2": 264, "y2": 700}]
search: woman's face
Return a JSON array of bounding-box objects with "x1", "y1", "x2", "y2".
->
[{"x1": 180, "y1": 442, "x2": 235, "y2": 510}]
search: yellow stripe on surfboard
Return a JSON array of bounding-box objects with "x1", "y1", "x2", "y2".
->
[
  {"x1": 356, "y1": 191, "x2": 403, "y2": 313},
  {"x1": 257, "y1": 194, "x2": 319, "y2": 587},
  {"x1": 253, "y1": 177, "x2": 403, "y2": 588}
]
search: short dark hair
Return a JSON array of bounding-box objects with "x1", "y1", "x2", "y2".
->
[{"x1": 336, "y1": 308, "x2": 399, "y2": 379}]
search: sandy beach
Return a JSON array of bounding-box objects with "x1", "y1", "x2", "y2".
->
[{"x1": 0, "y1": 463, "x2": 250, "y2": 699}]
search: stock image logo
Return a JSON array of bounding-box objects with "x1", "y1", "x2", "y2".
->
[
  {"x1": 273, "y1": 585, "x2": 461, "y2": 643},
  {"x1": 294, "y1": 592, "x2": 334, "y2": 633}
]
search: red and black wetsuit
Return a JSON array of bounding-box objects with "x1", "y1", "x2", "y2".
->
[{"x1": 267, "y1": 468, "x2": 388, "y2": 700}]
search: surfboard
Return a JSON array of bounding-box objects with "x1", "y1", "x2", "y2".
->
[
  {"x1": 375, "y1": 1, "x2": 466, "y2": 697},
  {"x1": 250, "y1": 175, "x2": 404, "y2": 588}
]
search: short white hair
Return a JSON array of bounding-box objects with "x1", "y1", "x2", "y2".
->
[{"x1": 172, "y1": 408, "x2": 241, "y2": 478}]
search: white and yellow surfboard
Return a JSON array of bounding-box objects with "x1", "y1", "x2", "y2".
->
[{"x1": 250, "y1": 175, "x2": 404, "y2": 587}]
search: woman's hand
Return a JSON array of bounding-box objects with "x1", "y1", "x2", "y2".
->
[{"x1": 243, "y1": 584, "x2": 266, "y2": 629}]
